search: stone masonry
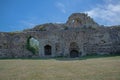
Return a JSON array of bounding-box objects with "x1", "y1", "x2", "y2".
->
[{"x1": 0, "y1": 13, "x2": 120, "y2": 58}]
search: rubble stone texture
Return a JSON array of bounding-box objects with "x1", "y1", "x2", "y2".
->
[{"x1": 0, "y1": 13, "x2": 120, "y2": 58}]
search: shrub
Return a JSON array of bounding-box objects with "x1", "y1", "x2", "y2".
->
[{"x1": 26, "y1": 36, "x2": 38, "y2": 55}]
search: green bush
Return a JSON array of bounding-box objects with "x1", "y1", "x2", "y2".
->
[{"x1": 26, "y1": 36, "x2": 38, "y2": 55}]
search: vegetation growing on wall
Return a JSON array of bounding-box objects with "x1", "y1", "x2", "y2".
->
[
  {"x1": 63, "y1": 26, "x2": 68, "y2": 30},
  {"x1": 26, "y1": 36, "x2": 39, "y2": 55},
  {"x1": 9, "y1": 31, "x2": 22, "y2": 36},
  {"x1": 39, "y1": 26, "x2": 46, "y2": 31},
  {"x1": 75, "y1": 18, "x2": 81, "y2": 23}
]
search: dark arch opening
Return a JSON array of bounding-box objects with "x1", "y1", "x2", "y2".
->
[
  {"x1": 44, "y1": 45, "x2": 52, "y2": 56},
  {"x1": 70, "y1": 50, "x2": 79, "y2": 58}
]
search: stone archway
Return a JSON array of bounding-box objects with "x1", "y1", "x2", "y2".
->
[
  {"x1": 69, "y1": 42, "x2": 80, "y2": 58},
  {"x1": 44, "y1": 45, "x2": 52, "y2": 56},
  {"x1": 70, "y1": 50, "x2": 79, "y2": 58}
]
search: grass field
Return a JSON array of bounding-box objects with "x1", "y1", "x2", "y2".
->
[{"x1": 0, "y1": 55, "x2": 120, "y2": 80}]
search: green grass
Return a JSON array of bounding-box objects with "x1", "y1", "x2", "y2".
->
[{"x1": 0, "y1": 56, "x2": 120, "y2": 80}]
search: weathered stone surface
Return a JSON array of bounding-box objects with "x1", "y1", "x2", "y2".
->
[
  {"x1": 66, "y1": 13, "x2": 99, "y2": 28},
  {"x1": 0, "y1": 13, "x2": 120, "y2": 58}
]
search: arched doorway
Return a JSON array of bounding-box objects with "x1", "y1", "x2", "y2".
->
[
  {"x1": 70, "y1": 50, "x2": 79, "y2": 58},
  {"x1": 69, "y1": 42, "x2": 80, "y2": 58},
  {"x1": 44, "y1": 45, "x2": 51, "y2": 56}
]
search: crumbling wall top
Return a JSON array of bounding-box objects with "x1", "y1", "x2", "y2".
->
[{"x1": 66, "y1": 13, "x2": 99, "y2": 28}]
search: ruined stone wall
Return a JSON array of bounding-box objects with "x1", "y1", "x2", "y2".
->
[
  {"x1": 0, "y1": 13, "x2": 120, "y2": 58},
  {"x1": 0, "y1": 26, "x2": 120, "y2": 58},
  {"x1": 0, "y1": 32, "x2": 33, "y2": 58}
]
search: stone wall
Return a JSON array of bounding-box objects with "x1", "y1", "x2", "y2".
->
[{"x1": 0, "y1": 13, "x2": 120, "y2": 58}]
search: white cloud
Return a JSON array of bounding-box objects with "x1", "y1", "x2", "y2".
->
[
  {"x1": 86, "y1": 1, "x2": 120, "y2": 26},
  {"x1": 56, "y1": 2, "x2": 66, "y2": 13},
  {"x1": 19, "y1": 16, "x2": 40, "y2": 30},
  {"x1": 19, "y1": 20, "x2": 37, "y2": 31},
  {"x1": 20, "y1": 20, "x2": 35, "y2": 28}
]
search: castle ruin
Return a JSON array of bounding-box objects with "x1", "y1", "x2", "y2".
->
[{"x1": 0, "y1": 13, "x2": 120, "y2": 58}]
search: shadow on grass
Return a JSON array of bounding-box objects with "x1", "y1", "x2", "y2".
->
[
  {"x1": 0, "y1": 54, "x2": 120, "y2": 61},
  {"x1": 55, "y1": 54, "x2": 120, "y2": 61}
]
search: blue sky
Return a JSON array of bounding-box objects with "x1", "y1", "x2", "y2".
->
[{"x1": 0, "y1": 0, "x2": 120, "y2": 32}]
